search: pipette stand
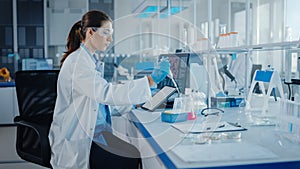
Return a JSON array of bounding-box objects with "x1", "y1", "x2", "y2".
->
[{"x1": 246, "y1": 70, "x2": 284, "y2": 115}]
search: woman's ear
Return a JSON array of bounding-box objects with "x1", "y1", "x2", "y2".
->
[
  {"x1": 84, "y1": 28, "x2": 94, "y2": 41},
  {"x1": 89, "y1": 28, "x2": 94, "y2": 35}
]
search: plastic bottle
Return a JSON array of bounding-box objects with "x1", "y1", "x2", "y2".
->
[
  {"x1": 184, "y1": 88, "x2": 196, "y2": 120},
  {"x1": 225, "y1": 33, "x2": 230, "y2": 48},
  {"x1": 229, "y1": 31, "x2": 239, "y2": 47},
  {"x1": 217, "y1": 33, "x2": 227, "y2": 48},
  {"x1": 217, "y1": 24, "x2": 227, "y2": 48}
]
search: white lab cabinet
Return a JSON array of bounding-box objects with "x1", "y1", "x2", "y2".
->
[{"x1": 0, "y1": 87, "x2": 19, "y2": 125}]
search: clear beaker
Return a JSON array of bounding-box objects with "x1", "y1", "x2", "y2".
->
[{"x1": 173, "y1": 96, "x2": 193, "y2": 112}]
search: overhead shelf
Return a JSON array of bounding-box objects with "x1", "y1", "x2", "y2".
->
[
  {"x1": 193, "y1": 41, "x2": 300, "y2": 54},
  {"x1": 216, "y1": 40, "x2": 300, "y2": 53}
]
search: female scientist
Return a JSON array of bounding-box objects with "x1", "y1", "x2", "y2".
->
[{"x1": 48, "y1": 10, "x2": 170, "y2": 169}]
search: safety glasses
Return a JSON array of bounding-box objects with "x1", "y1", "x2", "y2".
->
[{"x1": 91, "y1": 27, "x2": 114, "y2": 37}]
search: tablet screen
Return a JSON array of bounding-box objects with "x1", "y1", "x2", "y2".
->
[{"x1": 142, "y1": 86, "x2": 176, "y2": 112}]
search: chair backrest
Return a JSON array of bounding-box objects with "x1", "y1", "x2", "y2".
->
[
  {"x1": 14, "y1": 70, "x2": 59, "y2": 168},
  {"x1": 15, "y1": 70, "x2": 59, "y2": 122}
]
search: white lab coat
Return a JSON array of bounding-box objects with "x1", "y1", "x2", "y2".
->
[{"x1": 48, "y1": 46, "x2": 152, "y2": 169}]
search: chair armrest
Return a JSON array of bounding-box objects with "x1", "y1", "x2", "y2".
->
[{"x1": 14, "y1": 118, "x2": 51, "y2": 165}]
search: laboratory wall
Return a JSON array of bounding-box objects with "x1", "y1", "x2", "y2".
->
[
  {"x1": 0, "y1": 0, "x2": 299, "y2": 83},
  {"x1": 114, "y1": 0, "x2": 291, "y2": 74},
  {"x1": 286, "y1": 0, "x2": 300, "y2": 41}
]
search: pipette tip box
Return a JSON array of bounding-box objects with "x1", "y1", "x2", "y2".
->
[{"x1": 161, "y1": 110, "x2": 189, "y2": 123}]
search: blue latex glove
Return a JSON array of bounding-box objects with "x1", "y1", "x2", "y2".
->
[
  {"x1": 150, "y1": 59, "x2": 170, "y2": 84},
  {"x1": 216, "y1": 91, "x2": 227, "y2": 97}
]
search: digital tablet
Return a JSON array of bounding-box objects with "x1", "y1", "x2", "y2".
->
[{"x1": 142, "y1": 86, "x2": 176, "y2": 112}]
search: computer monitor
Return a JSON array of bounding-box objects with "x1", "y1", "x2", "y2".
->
[
  {"x1": 21, "y1": 58, "x2": 53, "y2": 70},
  {"x1": 250, "y1": 64, "x2": 262, "y2": 82},
  {"x1": 158, "y1": 53, "x2": 190, "y2": 93},
  {"x1": 250, "y1": 64, "x2": 262, "y2": 94}
]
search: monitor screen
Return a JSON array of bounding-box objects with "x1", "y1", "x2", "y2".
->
[
  {"x1": 158, "y1": 53, "x2": 190, "y2": 93},
  {"x1": 188, "y1": 53, "x2": 208, "y2": 94},
  {"x1": 250, "y1": 64, "x2": 262, "y2": 82},
  {"x1": 21, "y1": 58, "x2": 53, "y2": 70}
]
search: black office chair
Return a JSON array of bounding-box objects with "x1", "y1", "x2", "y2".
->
[{"x1": 14, "y1": 70, "x2": 59, "y2": 168}]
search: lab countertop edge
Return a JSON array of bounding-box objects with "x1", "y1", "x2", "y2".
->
[{"x1": 0, "y1": 81, "x2": 15, "y2": 87}]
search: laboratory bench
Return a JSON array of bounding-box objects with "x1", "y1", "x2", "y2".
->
[{"x1": 127, "y1": 107, "x2": 300, "y2": 169}]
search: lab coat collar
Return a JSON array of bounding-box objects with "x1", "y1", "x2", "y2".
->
[
  {"x1": 80, "y1": 43, "x2": 97, "y2": 63},
  {"x1": 80, "y1": 44, "x2": 104, "y2": 75}
]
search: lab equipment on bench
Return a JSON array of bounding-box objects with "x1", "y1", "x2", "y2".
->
[
  {"x1": 161, "y1": 95, "x2": 193, "y2": 123},
  {"x1": 161, "y1": 110, "x2": 189, "y2": 123},
  {"x1": 246, "y1": 69, "x2": 284, "y2": 115},
  {"x1": 161, "y1": 89, "x2": 208, "y2": 123},
  {"x1": 277, "y1": 99, "x2": 300, "y2": 144},
  {"x1": 211, "y1": 96, "x2": 244, "y2": 108}
]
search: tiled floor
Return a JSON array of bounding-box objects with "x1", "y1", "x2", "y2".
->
[{"x1": 0, "y1": 126, "x2": 47, "y2": 169}]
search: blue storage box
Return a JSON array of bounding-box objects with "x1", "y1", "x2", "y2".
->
[
  {"x1": 211, "y1": 97, "x2": 244, "y2": 108},
  {"x1": 161, "y1": 110, "x2": 188, "y2": 123}
]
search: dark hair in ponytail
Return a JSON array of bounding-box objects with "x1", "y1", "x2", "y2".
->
[
  {"x1": 60, "y1": 21, "x2": 82, "y2": 68},
  {"x1": 60, "y1": 10, "x2": 112, "y2": 68}
]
